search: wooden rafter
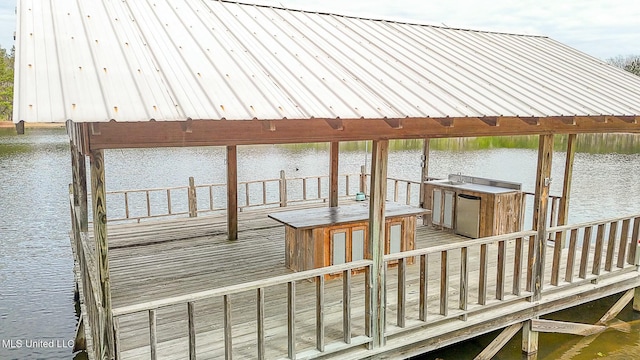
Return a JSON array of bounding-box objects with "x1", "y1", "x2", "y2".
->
[
  {"x1": 383, "y1": 118, "x2": 403, "y2": 129},
  {"x1": 434, "y1": 118, "x2": 453, "y2": 127},
  {"x1": 325, "y1": 119, "x2": 344, "y2": 130},
  {"x1": 520, "y1": 117, "x2": 540, "y2": 126},
  {"x1": 479, "y1": 117, "x2": 499, "y2": 127}
]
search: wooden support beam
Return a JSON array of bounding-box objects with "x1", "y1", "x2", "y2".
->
[
  {"x1": 434, "y1": 118, "x2": 453, "y2": 127},
  {"x1": 475, "y1": 322, "x2": 522, "y2": 360},
  {"x1": 383, "y1": 118, "x2": 403, "y2": 129},
  {"x1": 479, "y1": 117, "x2": 499, "y2": 127},
  {"x1": 325, "y1": 119, "x2": 344, "y2": 130},
  {"x1": 531, "y1": 319, "x2": 605, "y2": 336},
  {"x1": 15, "y1": 120, "x2": 25, "y2": 134},
  {"x1": 531, "y1": 134, "x2": 554, "y2": 301},
  {"x1": 261, "y1": 120, "x2": 276, "y2": 132},
  {"x1": 89, "y1": 149, "x2": 114, "y2": 358},
  {"x1": 419, "y1": 138, "x2": 430, "y2": 210},
  {"x1": 560, "y1": 118, "x2": 576, "y2": 125},
  {"x1": 522, "y1": 319, "x2": 538, "y2": 355},
  {"x1": 630, "y1": 217, "x2": 640, "y2": 265},
  {"x1": 227, "y1": 145, "x2": 238, "y2": 240},
  {"x1": 368, "y1": 139, "x2": 389, "y2": 348},
  {"x1": 634, "y1": 287, "x2": 640, "y2": 312},
  {"x1": 520, "y1": 117, "x2": 540, "y2": 126},
  {"x1": 557, "y1": 134, "x2": 576, "y2": 230},
  {"x1": 329, "y1": 142, "x2": 339, "y2": 207},
  {"x1": 188, "y1": 177, "x2": 198, "y2": 217},
  {"x1": 91, "y1": 122, "x2": 101, "y2": 136},
  {"x1": 87, "y1": 116, "x2": 640, "y2": 150},
  {"x1": 619, "y1": 116, "x2": 637, "y2": 124},
  {"x1": 597, "y1": 289, "x2": 634, "y2": 325},
  {"x1": 181, "y1": 118, "x2": 193, "y2": 133},
  {"x1": 70, "y1": 143, "x2": 89, "y2": 232}
]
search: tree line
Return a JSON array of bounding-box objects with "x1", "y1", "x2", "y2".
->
[
  {"x1": 0, "y1": 45, "x2": 637, "y2": 122},
  {"x1": 0, "y1": 45, "x2": 14, "y2": 121},
  {"x1": 607, "y1": 55, "x2": 640, "y2": 76}
]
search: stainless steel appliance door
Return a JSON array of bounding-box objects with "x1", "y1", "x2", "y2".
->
[{"x1": 455, "y1": 194, "x2": 481, "y2": 238}]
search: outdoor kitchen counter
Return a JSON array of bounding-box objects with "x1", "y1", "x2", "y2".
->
[
  {"x1": 424, "y1": 176, "x2": 524, "y2": 238},
  {"x1": 433, "y1": 182, "x2": 520, "y2": 194},
  {"x1": 269, "y1": 203, "x2": 430, "y2": 274}
]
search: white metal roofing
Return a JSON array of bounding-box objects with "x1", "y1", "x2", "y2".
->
[{"x1": 13, "y1": 0, "x2": 640, "y2": 123}]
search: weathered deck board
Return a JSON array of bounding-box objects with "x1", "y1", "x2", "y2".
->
[
  {"x1": 106, "y1": 206, "x2": 469, "y2": 358},
  {"x1": 96, "y1": 206, "x2": 637, "y2": 360}
]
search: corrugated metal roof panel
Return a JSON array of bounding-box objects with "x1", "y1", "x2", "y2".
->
[{"x1": 13, "y1": 0, "x2": 640, "y2": 123}]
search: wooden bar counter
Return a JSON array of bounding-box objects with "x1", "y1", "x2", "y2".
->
[{"x1": 269, "y1": 203, "x2": 430, "y2": 272}]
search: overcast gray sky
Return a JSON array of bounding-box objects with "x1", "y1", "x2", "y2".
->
[{"x1": 1, "y1": 0, "x2": 639, "y2": 60}]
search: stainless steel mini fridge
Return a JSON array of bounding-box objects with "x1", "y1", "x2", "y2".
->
[{"x1": 455, "y1": 194, "x2": 481, "y2": 238}]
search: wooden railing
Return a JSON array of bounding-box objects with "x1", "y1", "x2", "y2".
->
[
  {"x1": 523, "y1": 192, "x2": 563, "y2": 232},
  {"x1": 107, "y1": 214, "x2": 639, "y2": 359},
  {"x1": 112, "y1": 260, "x2": 374, "y2": 360},
  {"x1": 353, "y1": 174, "x2": 441, "y2": 207},
  {"x1": 102, "y1": 171, "x2": 365, "y2": 223},
  {"x1": 100, "y1": 172, "x2": 585, "y2": 236},
  {"x1": 383, "y1": 230, "x2": 536, "y2": 336},
  {"x1": 69, "y1": 186, "x2": 104, "y2": 360},
  {"x1": 382, "y1": 214, "x2": 640, "y2": 340},
  {"x1": 545, "y1": 215, "x2": 640, "y2": 288}
]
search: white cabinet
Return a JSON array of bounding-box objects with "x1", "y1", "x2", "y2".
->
[{"x1": 431, "y1": 188, "x2": 455, "y2": 229}]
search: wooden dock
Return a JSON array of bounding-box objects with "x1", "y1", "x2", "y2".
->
[{"x1": 71, "y1": 201, "x2": 640, "y2": 360}]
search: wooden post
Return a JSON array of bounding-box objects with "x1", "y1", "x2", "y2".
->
[
  {"x1": 420, "y1": 138, "x2": 431, "y2": 225},
  {"x1": 329, "y1": 142, "x2": 339, "y2": 207},
  {"x1": 89, "y1": 149, "x2": 114, "y2": 359},
  {"x1": 359, "y1": 165, "x2": 367, "y2": 194},
  {"x1": 531, "y1": 134, "x2": 553, "y2": 301},
  {"x1": 188, "y1": 176, "x2": 197, "y2": 218},
  {"x1": 15, "y1": 120, "x2": 25, "y2": 134},
  {"x1": 629, "y1": 217, "x2": 640, "y2": 265},
  {"x1": 227, "y1": 146, "x2": 238, "y2": 240},
  {"x1": 368, "y1": 139, "x2": 389, "y2": 348},
  {"x1": 522, "y1": 319, "x2": 539, "y2": 355},
  {"x1": 279, "y1": 170, "x2": 287, "y2": 207},
  {"x1": 71, "y1": 143, "x2": 89, "y2": 232},
  {"x1": 419, "y1": 138, "x2": 430, "y2": 208},
  {"x1": 634, "y1": 287, "x2": 640, "y2": 312},
  {"x1": 557, "y1": 134, "x2": 576, "y2": 245}
]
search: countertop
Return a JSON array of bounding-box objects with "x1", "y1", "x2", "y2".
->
[{"x1": 426, "y1": 181, "x2": 521, "y2": 194}]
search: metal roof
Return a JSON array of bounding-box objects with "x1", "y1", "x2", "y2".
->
[{"x1": 13, "y1": 0, "x2": 640, "y2": 123}]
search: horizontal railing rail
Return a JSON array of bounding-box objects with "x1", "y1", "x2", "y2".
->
[
  {"x1": 383, "y1": 214, "x2": 640, "y2": 339},
  {"x1": 523, "y1": 191, "x2": 563, "y2": 232},
  {"x1": 545, "y1": 214, "x2": 640, "y2": 288},
  {"x1": 100, "y1": 172, "x2": 364, "y2": 223},
  {"x1": 383, "y1": 229, "x2": 537, "y2": 336},
  {"x1": 113, "y1": 260, "x2": 373, "y2": 360},
  {"x1": 69, "y1": 187, "x2": 103, "y2": 360}
]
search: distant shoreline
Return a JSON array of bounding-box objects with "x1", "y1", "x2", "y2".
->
[{"x1": 0, "y1": 121, "x2": 65, "y2": 129}]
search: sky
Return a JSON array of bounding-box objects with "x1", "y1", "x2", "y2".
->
[{"x1": 1, "y1": 0, "x2": 639, "y2": 60}]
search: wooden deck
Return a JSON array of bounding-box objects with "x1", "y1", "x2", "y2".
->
[
  {"x1": 83, "y1": 202, "x2": 640, "y2": 360},
  {"x1": 109, "y1": 202, "x2": 446, "y2": 358}
]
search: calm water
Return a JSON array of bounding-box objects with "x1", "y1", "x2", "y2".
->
[{"x1": 0, "y1": 128, "x2": 638, "y2": 359}]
